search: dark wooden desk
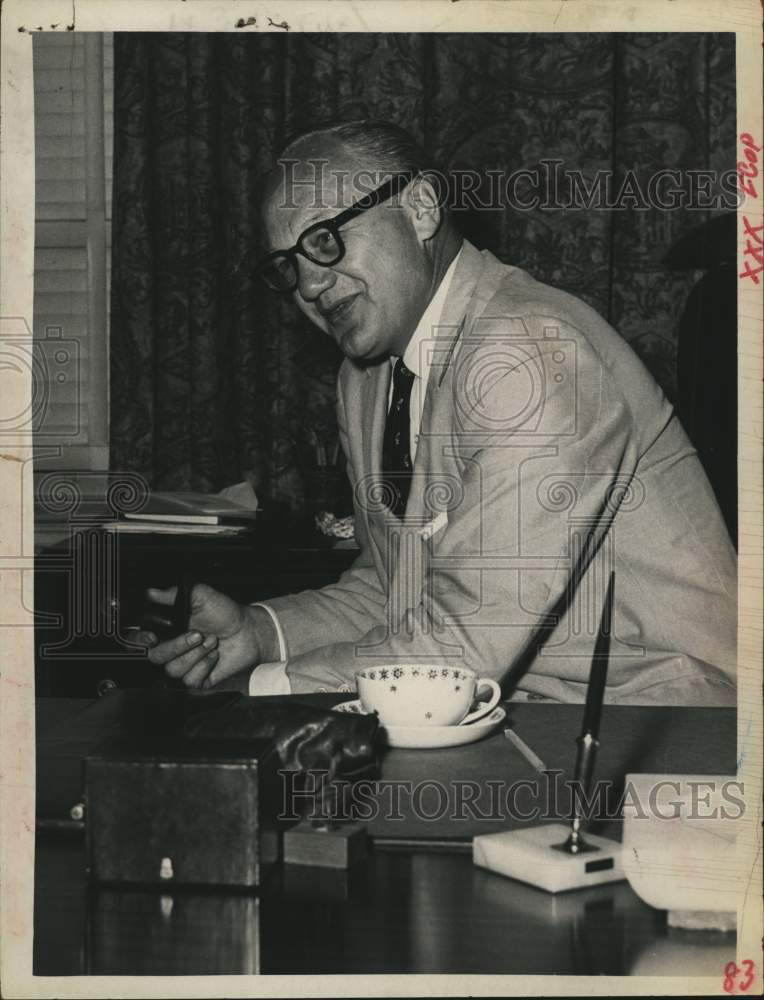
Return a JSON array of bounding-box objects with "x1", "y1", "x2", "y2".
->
[
  {"x1": 34, "y1": 696, "x2": 736, "y2": 976},
  {"x1": 41, "y1": 831, "x2": 734, "y2": 976}
]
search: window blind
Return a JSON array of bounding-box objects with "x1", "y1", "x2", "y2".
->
[{"x1": 33, "y1": 32, "x2": 112, "y2": 466}]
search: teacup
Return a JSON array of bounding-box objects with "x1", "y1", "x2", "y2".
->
[{"x1": 356, "y1": 664, "x2": 501, "y2": 727}]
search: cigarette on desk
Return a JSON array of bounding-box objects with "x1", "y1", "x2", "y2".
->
[{"x1": 503, "y1": 728, "x2": 548, "y2": 772}]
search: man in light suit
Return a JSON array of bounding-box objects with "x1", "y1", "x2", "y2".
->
[{"x1": 137, "y1": 120, "x2": 736, "y2": 706}]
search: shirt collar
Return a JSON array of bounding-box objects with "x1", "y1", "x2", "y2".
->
[{"x1": 393, "y1": 245, "x2": 463, "y2": 379}]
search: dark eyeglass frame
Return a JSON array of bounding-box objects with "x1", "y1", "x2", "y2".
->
[{"x1": 255, "y1": 171, "x2": 415, "y2": 293}]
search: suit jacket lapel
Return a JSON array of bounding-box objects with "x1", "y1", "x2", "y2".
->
[
  {"x1": 363, "y1": 359, "x2": 391, "y2": 485},
  {"x1": 403, "y1": 316, "x2": 464, "y2": 525},
  {"x1": 356, "y1": 357, "x2": 394, "y2": 572},
  {"x1": 406, "y1": 242, "x2": 491, "y2": 522},
  {"x1": 428, "y1": 240, "x2": 488, "y2": 392},
  {"x1": 363, "y1": 242, "x2": 504, "y2": 529}
]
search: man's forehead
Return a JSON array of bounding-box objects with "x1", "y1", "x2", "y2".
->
[{"x1": 265, "y1": 139, "x2": 384, "y2": 216}]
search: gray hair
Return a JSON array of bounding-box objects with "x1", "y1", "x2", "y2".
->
[
  {"x1": 279, "y1": 118, "x2": 438, "y2": 177},
  {"x1": 255, "y1": 119, "x2": 450, "y2": 238}
]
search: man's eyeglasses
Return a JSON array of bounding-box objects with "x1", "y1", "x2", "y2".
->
[{"x1": 255, "y1": 171, "x2": 414, "y2": 294}]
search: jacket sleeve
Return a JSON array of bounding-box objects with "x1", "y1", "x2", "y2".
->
[
  {"x1": 265, "y1": 371, "x2": 389, "y2": 659},
  {"x1": 282, "y1": 324, "x2": 641, "y2": 694},
  {"x1": 280, "y1": 320, "x2": 734, "y2": 700}
]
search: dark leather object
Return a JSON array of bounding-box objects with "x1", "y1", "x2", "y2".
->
[
  {"x1": 181, "y1": 694, "x2": 380, "y2": 781},
  {"x1": 109, "y1": 688, "x2": 379, "y2": 780}
]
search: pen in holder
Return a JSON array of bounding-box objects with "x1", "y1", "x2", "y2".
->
[
  {"x1": 473, "y1": 572, "x2": 626, "y2": 893},
  {"x1": 552, "y1": 570, "x2": 614, "y2": 857}
]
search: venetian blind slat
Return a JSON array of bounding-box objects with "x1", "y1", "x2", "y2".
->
[{"x1": 33, "y1": 32, "x2": 112, "y2": 459}]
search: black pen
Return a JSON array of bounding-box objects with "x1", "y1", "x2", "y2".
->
[
  {"x1": 561, "y1": 570, "x2": 614, "y2": 854},
  {"x1": 581, "y1": 569, "x2": 614, "y2": 741}
]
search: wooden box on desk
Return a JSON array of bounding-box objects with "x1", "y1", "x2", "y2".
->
[{"x1": 84, "y1": 738, "x2": 284, "y2": 889}]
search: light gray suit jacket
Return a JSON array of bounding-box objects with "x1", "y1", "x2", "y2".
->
[{"x1": 267, "y1": 241, "x2": 737, "y2": 705}]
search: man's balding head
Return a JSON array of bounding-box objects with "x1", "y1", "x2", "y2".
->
[
  {"x1": 260, "y1": 119, "x2": 460, "y2": 363},
  {"x1": 280, "y1": 119, "x2": 437, "y2": 180}
]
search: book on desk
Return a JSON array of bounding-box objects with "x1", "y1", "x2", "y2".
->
[
  {"x1": 113, "y1": 490, "x2": 258, "y2": 532},
  {"x1": 34, "y1": 479, "x2": 259, "y2": 546}
]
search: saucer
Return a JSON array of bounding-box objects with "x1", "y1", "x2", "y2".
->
[{"x1": 333, "y1": 700, "x2": 506, "y2": 749}]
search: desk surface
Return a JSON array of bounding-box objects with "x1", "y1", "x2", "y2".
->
[
  {"x1": 37, "y1": 695, "x2": 737, "y2": 839},
  {"x1": 36, "y1": 831, "x2": 736, "y2": 977},
  {"x1": 35, "y1": 696, "x2": 737, "y2": 976}
]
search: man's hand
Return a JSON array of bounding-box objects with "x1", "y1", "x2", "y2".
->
[{"x1": 129, "y1": 583, "x2": 279, "y2": 689}]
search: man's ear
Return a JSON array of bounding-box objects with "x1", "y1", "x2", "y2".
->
[{"x1": 406, "y1": 174, "x2": 443, "y2": 242}]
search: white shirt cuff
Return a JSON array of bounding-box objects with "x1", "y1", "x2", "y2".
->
[
  {"x1": 248, "y1": 658, "x2": 291, "y2": 696},
  {"x1": 252, "y1": 603, "x2": 288, "y2": 660},
  {"x1": 248, "y1": 603, "x2": 291, "y2": 695}
]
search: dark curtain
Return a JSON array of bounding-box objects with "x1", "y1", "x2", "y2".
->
[{"x1": 110, "y1": 32, "x2": 736, "y2": 513}]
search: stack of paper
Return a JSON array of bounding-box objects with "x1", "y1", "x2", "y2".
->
[
  {"x1": 121, "y1": 491, "x2": 257, "y2": 528},
  {"x1": 103, "y1": 521, "x2": 249, "y2": 536}
]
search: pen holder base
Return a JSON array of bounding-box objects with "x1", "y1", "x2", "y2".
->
[{"x1": 473, "y1": 823, "x2": 625, "y2": 893}]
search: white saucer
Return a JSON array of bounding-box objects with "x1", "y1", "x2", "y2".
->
[{"x1": 333, "y1": 700, "x2": 506, "y2": 749}]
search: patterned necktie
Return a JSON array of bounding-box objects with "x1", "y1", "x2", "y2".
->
[{"x1": 381, "y1": 358, "x2": 416, "y2": 518}]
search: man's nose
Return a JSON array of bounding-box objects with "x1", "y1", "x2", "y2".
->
[{"x1": 295, "y1": 256, "x2": 336, "y2": 302}]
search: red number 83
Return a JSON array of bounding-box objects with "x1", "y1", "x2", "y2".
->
[{"x1": 724, "y1": 959, "x2": 756, "y2": 993}]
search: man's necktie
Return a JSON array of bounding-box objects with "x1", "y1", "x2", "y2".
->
[{"x1": 381, "y1": 358, "x2": 416, "y2": 518}]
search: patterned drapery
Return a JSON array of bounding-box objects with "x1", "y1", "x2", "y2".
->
[{"x1": 110, "y1": 32, "x2": 735, "y2": 512}]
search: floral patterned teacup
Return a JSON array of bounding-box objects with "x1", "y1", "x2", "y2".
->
[{"x1": 355, "y1": 664, "x2": 502, "y2": 727}]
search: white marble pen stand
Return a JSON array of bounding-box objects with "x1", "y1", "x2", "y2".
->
[{"x1": 473, "y1": 823, "x2": 626, "y2": 893}]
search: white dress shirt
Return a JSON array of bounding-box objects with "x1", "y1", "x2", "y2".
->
[{"x1": 249, "y1": 247, "x2": 463, "y2": 695}]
